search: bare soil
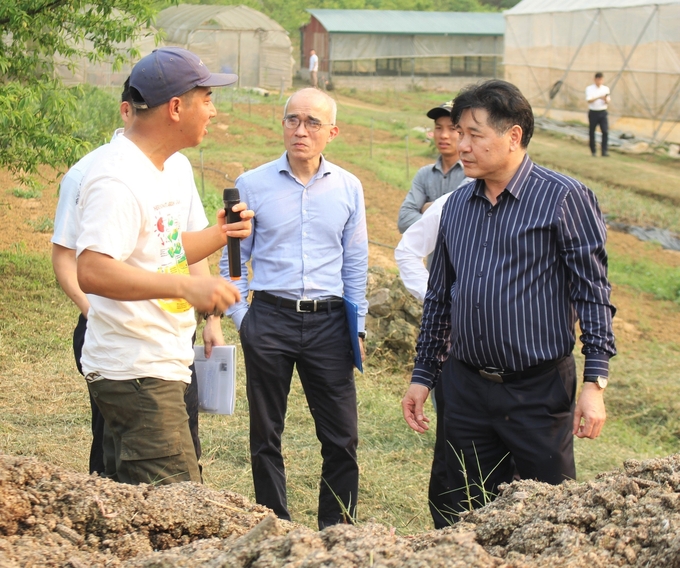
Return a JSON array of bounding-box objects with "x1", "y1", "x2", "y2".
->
[{"x1": 3, "y1": 452, "x2": 680, "y2": 567}]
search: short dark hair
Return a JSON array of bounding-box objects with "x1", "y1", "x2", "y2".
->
[
  {"x1": 595, "y1": 72, "x2": 604, "y2": 79},
  {"x1": 122, "y1": 76, "x2": 133, "y2": 104},
  {"x1": 450, "y1": 80, "x2": 534, "y2": 148}
]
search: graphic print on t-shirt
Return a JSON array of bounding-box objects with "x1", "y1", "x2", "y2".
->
[{"x1": 155, "y1": 210, "x2": 191, "y2": 313}]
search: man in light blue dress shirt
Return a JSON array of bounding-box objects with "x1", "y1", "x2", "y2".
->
[{"x1": 220, "y1": 87, "x2": 369, "y2": 529}]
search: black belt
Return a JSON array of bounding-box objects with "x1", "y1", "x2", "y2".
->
[
  {"x1": 458, "y1": 358, "x2": 564, "y2": 384},
  {"x1": 253, "y1": 291, "x2": 344, "y2": 313}
]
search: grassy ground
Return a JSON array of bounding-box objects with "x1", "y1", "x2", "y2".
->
[{"x1": 1, "y1": 89, "x2": 679, "y2": 533}]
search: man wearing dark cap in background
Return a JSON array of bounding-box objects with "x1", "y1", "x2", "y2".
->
[
  {"x1": 397, "y1": 101, "x2": 466, "y2": 234},
  {"x1": 76, "y1": 48, "x2": 253, "y2": 485}
]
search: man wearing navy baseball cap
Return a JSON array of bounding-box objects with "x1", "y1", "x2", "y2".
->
[{"x1": 75, "y1": 47, "x2": 252, "y2": 486}]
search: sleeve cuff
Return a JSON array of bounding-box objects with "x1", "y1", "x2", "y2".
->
[
  {"x1": 230, "y1": 306, "x2": 249, "y2": 331},
  {"x1": 411, "y1": 363, "x2": 439, "y2": 390},
  {"x1": 584, "y1": 352, "x2": 610, "y2": 378}
]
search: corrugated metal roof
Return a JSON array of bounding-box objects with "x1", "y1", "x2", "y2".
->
[
  {"x1": 156, "y1": 4, "x2": 286, "y2": 36},
  {"x1": 505, "y1": 0, "x2": 680, "y2": 15},
  {"x1": 305, "y1": 9, "x2": 505, "y2": 36}
]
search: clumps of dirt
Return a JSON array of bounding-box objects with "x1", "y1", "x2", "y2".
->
[{"x1": 3, "y1": 452, "x2": 680, "y2": 567}]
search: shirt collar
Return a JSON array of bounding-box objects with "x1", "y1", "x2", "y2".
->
[
  {"x1": 505, "y1": 154, "x2": 533, "y2": 199},
  {"x1": 433, "y1": 155, "x2": 463, "y2": 174},
  {"x1": 279, "y1": 152, "x2": 331, "y2": 180},
  {"x1": 470, "y1": 153, "x2": 533, "y2": 201}
]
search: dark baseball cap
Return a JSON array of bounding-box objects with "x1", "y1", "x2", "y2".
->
[
  {"x1": 426, "y1": 100, "x2": 454, "y2": 120},
  {"x1": 130, "y1": 47, "x2": 238, "y2": 109}
]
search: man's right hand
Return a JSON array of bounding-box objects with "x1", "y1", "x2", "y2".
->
[
  {"x1": 182, "y1": 276, "x2": 241, "y2": 315},
  {"x1": 401, "y1": 383, "x2": 431, "y2": 433},
  {"x1": 420, "y1": 201, "x2": 433, "y2": 214}
]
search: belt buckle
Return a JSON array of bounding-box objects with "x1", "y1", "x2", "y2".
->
[
  {"x1": 479, "y1": 368, "x2": 504, "y2": 383},
  {"x1": 296, "y1": 299, "x2": 317, "y2": 313}
]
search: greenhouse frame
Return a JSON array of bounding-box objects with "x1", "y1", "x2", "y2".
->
[{"x1": 504, "y1": 0, "x2": 680, "y2": 142}]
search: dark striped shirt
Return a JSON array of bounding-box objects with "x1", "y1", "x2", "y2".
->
[{"x1": 411, "y1": 155, "x2": 616, "y2": 390}]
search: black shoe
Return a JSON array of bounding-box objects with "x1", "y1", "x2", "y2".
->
[
  {"x1": 602, "y1": 152, "x2": 609, "y2": 157},
  {"x1": 591, "y1": 153, "x2": 597, "y2": 157}
]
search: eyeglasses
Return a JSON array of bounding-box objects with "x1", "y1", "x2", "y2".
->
[{"x1": 283, "y1": 116, "x2": 333, "y2": 132}]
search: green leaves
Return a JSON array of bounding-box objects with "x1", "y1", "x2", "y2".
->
[{"x1": 0, "y1": 0, "x2": 157, "y2": 186}]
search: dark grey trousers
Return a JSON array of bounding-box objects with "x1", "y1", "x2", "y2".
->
[
  {"x1": 443, "y1": 355, "x2": 576, "y2": 517},
  {"x1": 239, "y1": 298, "x2": 358, "y2": 529}
]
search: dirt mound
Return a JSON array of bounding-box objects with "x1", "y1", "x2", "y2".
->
[
  {"x1": 3, "y1": 453, "x2": 680, "y2": 567},
  {"x1": 364, "y1": 266, "x2": 422, "y2": 362}
]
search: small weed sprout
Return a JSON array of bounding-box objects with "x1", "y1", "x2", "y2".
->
[
  {"x1": 432, "y1": 442, "x2": 510, "y2": 525},
  {"x1": 322, "y1": 477, "x2": 357, "y2": 525},
  {"x1": 13, "y1": 187, "x2": 42, "y2": 199},
  {"x1": 27, "y1": 217, "x2": 54, "y2": 233}
]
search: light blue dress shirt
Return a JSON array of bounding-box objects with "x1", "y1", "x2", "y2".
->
[{"x1": 220, "y1": 152, "x2": 369, "y2": 331}]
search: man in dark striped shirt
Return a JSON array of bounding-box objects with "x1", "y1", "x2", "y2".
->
[{"x1": 402, "y1": 80, "x2": 616, "y2": 519}]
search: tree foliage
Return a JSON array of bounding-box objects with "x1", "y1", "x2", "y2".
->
[{"x1": 0, "y1": 1, "x2": 157, "y2": 186}]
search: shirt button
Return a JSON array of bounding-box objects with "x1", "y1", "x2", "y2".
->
[
  {"x1": 478, "y1": 271, "x2": 483, "y2": 277},
  {"x1": 482, "y1": 242, "x2": 488, "y2": 247},
  {"x1": 487, "y1": 212, "x2": 493, "y2": 217},
  {"x1": 475, "y1": 303, "x2": 480, "y2": 309}
]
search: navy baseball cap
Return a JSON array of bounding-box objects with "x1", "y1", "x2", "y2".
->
[
  {"x1": 130, "y1": 47, "x2": 238, "y2": 109},
  {"x1": 426, "y1": 100, "x2": 454, "y2": 120}
]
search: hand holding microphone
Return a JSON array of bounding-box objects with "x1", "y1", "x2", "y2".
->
[{"x1": 223, "y1": 188, "x2": 242, "y2": 280}]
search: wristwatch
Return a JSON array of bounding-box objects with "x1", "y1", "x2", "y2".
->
[
  {"x1": 584, "y1": 375, "x2": 608, "y2": 389},
  {"x1": 358, "y1": 331, "x2": 367, "y2": 339}
]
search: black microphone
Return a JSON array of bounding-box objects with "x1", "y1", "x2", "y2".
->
[{"x1": 223, "y1": 188, "x2": 241, "y2": 280}]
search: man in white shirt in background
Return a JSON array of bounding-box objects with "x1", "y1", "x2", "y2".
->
[
  {"x1": 397, "y1": 100, "x2": 466, "y2": 234},
  {"x1": 309, "y1": 49, "x2": 319, "y2": 88},
  {"x1": 586, "y1": 72, "x2": 611, "y2": 157},
  {"x1": 394, "y1": 105, "x2": 472, "y2": 529}
]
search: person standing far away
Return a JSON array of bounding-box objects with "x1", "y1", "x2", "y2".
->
[
  {"x1": 397, "y1": 100, "x2": 467, "y2": 234},
  {"x1": 401, "y1": 79, "x2": 616, "y2": 519},
  {"x1": 586, "y1": 72, "x2": 611, "y2": 157},
  {"x1": 219, "y1": 87, "x2": 369, "y2": 530},
  {"x1": 309, "y1": 49, "x2": 319, "y2": 88},
  {"x1": 76, "y1": 47, "x2": 253, "y2": 486}
]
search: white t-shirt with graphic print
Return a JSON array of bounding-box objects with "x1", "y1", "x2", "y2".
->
[{"x1": 76, "y1": 135, "x2": 208, "y2": 383}]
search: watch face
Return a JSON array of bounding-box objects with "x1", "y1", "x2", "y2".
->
[{"x1": 596, "y1": 377, "x2": 608, "y2": 389}]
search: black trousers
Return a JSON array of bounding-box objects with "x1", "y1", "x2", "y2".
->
[
  {"x1": 239, "y1": 298, "x2": 358, "y2": 530},
  {"x1": 442, "y1": 355, "x2": 576, "y2": 517},
  {"x1": 73, "y1": 315, "x2": 202, "y2": 474},
  {"x1": 589, "y1": 110, "x2": 609, "y2": 156},
  {"x1": 428, "y1": 369, "x2": 456, "y2": 528}
]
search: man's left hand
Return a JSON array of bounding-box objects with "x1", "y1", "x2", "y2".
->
[
  {"x1": 359, "y1": 336, "x2": 366, "y2": 363},
  {"x1": 202, "y1": 314, "x2": 226, "y2": 358},
  {"x1": 573, "y1": 382, "x2": 606, "y2": 439}
]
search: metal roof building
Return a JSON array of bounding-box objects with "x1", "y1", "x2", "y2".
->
[
  {"x1": 504, "y1": 0, "x2": 680, "y2": 142},
  {"x1": 156, "y1": 4, "x2": 294, "y2": 90},
  {"x1": 300, "y1": 9, "x2": 505, "y2": 87}
]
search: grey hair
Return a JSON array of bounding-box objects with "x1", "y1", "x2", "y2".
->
[{"x1": 283, "y1": 88, "x2": 337, "y2": 124}]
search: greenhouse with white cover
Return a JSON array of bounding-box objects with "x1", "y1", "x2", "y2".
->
[
  {"x1": 504, "y1": 0, "x2": 680, "y2": 142},
  {"x1": 156, "y1": 4, "x2": 294, "y2": 91}
]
